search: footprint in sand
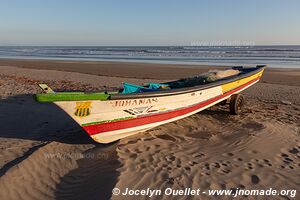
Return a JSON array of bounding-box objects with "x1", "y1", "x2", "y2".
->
[
  {"x1": 221, "y1": 163, "x2": 228, "y2": 167},
  {"x1": 215, "y1": 162, "x2": 233, "y2": 174},
  {"x1": 203, "y1": 163, "x2": 210, "y2": 170},
  {"x1": 162, "y1": 164, "x2": 168, "y2": 168},
  {"x1": 154, "y1": 149, "x2": 160, "y2": 154},
  {"x1": 184, "y1": 166, "x2": 191, "y2": 171},
  {"x1": 220, "y1": 168, "x2": 231, "y2": 174},
  {"x1": 238, "y1": 184, "x2": 246, "y2": 189},
  {"x1": 263, "y1": 159, "x2": 273, "y2": 166},
  {"x1": 281, "y1": 153, "x2": 289, "y2": 158},
  {"x1": 251, "y1": 175, "x2": 260, "y2": 184},
  {"x1": 211, "y1": 162, "x2": 221, "y2": 168},
  {"x1": 166, "y1": 177, "x2": 175, "y2": 185},
  {"x1": 165, "y1": 155, "x2": 176, "y2": 163},
  {"x1": 283, "y1": 156, "x2": 293, "y2": 164},
  {"x1": 188, "y1": 161, "x2": 198, "y2": 166},
  {"x1": 245, "y1": 162, "x2": 254, "y2": 170},
  {"x1": 279, "y1": 148, "x2": 299, "y2": 169},
  {"x1": 234, "y1": 157, "x2": 243, "y2": 162},
  {"x1": 247, "y1": 150, "x2": 259, "y2": 154},
  {"x1": 192, "y1": 152, "x2": 205, "y2": 158},
  {"x1": 222, "y1": 152, "x2": 234, "y2": 157},
  {"x1": 289, "y1": 147, "x2": 299, "y2": 154},
  {"x1": 135, "y1": 149, "x2": 142, "y2": 154},
  {"x1": 129, "y1": 153, "x2": 137, "y2": 159}
]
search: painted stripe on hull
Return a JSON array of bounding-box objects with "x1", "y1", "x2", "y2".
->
[
  {"x1": 83, "y1": 77, "x2": 260, "y2": 137},
  {"x1": 90, "y1": 79, "x2": 259, "y2": 143}
]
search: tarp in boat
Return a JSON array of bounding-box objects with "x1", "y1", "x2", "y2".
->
[
  {"x1": 122, "y1": 83, "x2": 170, "y2": 94},
  {"x1": 147, "y1": 83, "x2": 170, "y2": 89}
]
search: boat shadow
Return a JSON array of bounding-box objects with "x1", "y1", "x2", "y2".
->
[
  {"x1": 0, "y1": 94, "x2": 121, "y2": 199},
  {"x1": 0, "y1": 94, "x2": 94, "y2": 144},
  {"x1": 199, "y1": 105, "x2": 232, "y2": 119}
]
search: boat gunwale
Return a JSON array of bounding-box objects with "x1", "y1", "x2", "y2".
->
[
  {"x1": 35, "y1": 65, "x2": 266, "y2": 102},
  {"x1": 110, "y1": 65, "x2": 266, "y2": 100}
]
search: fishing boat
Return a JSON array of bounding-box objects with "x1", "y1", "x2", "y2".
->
[{"x1": 35, "y1": 65, "x2": 266, "y2": 143}]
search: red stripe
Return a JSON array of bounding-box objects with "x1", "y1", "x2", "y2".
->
[{"x1": 83, "y1": 77, "x2": 260, "y2": 135}]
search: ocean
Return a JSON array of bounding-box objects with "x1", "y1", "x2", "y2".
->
[{"x1": 0, "y1": 46, "x2": 300, "y2": 68}]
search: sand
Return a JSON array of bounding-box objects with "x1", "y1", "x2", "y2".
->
[{"x1": 0, "y1": 60, "x2": 299, "y2": 200}]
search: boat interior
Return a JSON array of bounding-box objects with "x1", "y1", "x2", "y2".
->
[
  {"x1": 35, "y1": 65, "x2": 265, "y2": 102},
  {"x1": 121, "y1": 65, "x2": 264, "y2": 94}
]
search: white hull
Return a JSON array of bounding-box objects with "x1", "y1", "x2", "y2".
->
[{"x1": 53, "y1": 68, "x2": 263, "y2": 143}]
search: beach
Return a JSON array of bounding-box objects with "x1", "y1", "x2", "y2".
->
[{"x1": 0, "y1": 59, "x2": 299, "y2": 200}]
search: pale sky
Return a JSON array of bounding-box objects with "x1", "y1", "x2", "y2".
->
[{"x1": 0, "y1": 0, "x2": 300, "y2": 46}]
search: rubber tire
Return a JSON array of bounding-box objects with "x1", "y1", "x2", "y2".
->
[{"x1": 229, "y1": 94, "x2": 244, "y2": 115}]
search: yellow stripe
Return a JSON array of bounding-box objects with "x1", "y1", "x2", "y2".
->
[{"x1": 221, "y1": 69, "x2": 264, "y2": 93}]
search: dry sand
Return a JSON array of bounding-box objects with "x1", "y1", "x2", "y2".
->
[{"x1": 0, "y1": 60, "x2": 299, "y2": 200}]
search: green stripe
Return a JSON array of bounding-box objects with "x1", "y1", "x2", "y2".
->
[
  {"x1": 35, "y1": 91, "x2": 118, "y2": 102},
  {"x1": 82, "y1": 116, "x2": 134, "y2": 126}
]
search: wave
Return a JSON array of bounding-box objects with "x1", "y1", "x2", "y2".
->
[{"x1": 0, "y1": 46, "x2": 300, "y2": 67}]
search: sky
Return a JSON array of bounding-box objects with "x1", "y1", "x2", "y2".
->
[{"x1": 0, "y1": 0, "x2": 300, "y2": 46}]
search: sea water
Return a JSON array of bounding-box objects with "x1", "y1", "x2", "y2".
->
[{"x1": 0, "y1": 46, "x2": 300, "y2": 68}]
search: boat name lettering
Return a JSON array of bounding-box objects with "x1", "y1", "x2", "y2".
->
[{"x1": 111, "y1": 98, "x2": 158, "y2": 107}]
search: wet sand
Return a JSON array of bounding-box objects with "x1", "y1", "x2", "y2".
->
[
  {"x1": 0, "y1": 58, "x2": 300, "y2": 86},
  {"x1": 0, "y1": 59, "x2": 299, "y2": 200}
]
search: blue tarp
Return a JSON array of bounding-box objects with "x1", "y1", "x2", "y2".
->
[
  {"x1": 122, "y1": 82, "x2": 169, "y2": 94},
  {"x1": 122, "y1": 83, "x2": 145, "y2": 94},
  {"x1": 147, "y1": 83, "x2": 169, "y2": 90}
]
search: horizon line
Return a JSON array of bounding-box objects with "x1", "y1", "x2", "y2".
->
[{"x1": 1, "y1": 44, "x2": 300, "y2": 47}]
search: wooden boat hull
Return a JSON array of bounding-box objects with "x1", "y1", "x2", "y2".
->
[{"x1": 53, "y1": 67, "x2": 264, "y2": 143}]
